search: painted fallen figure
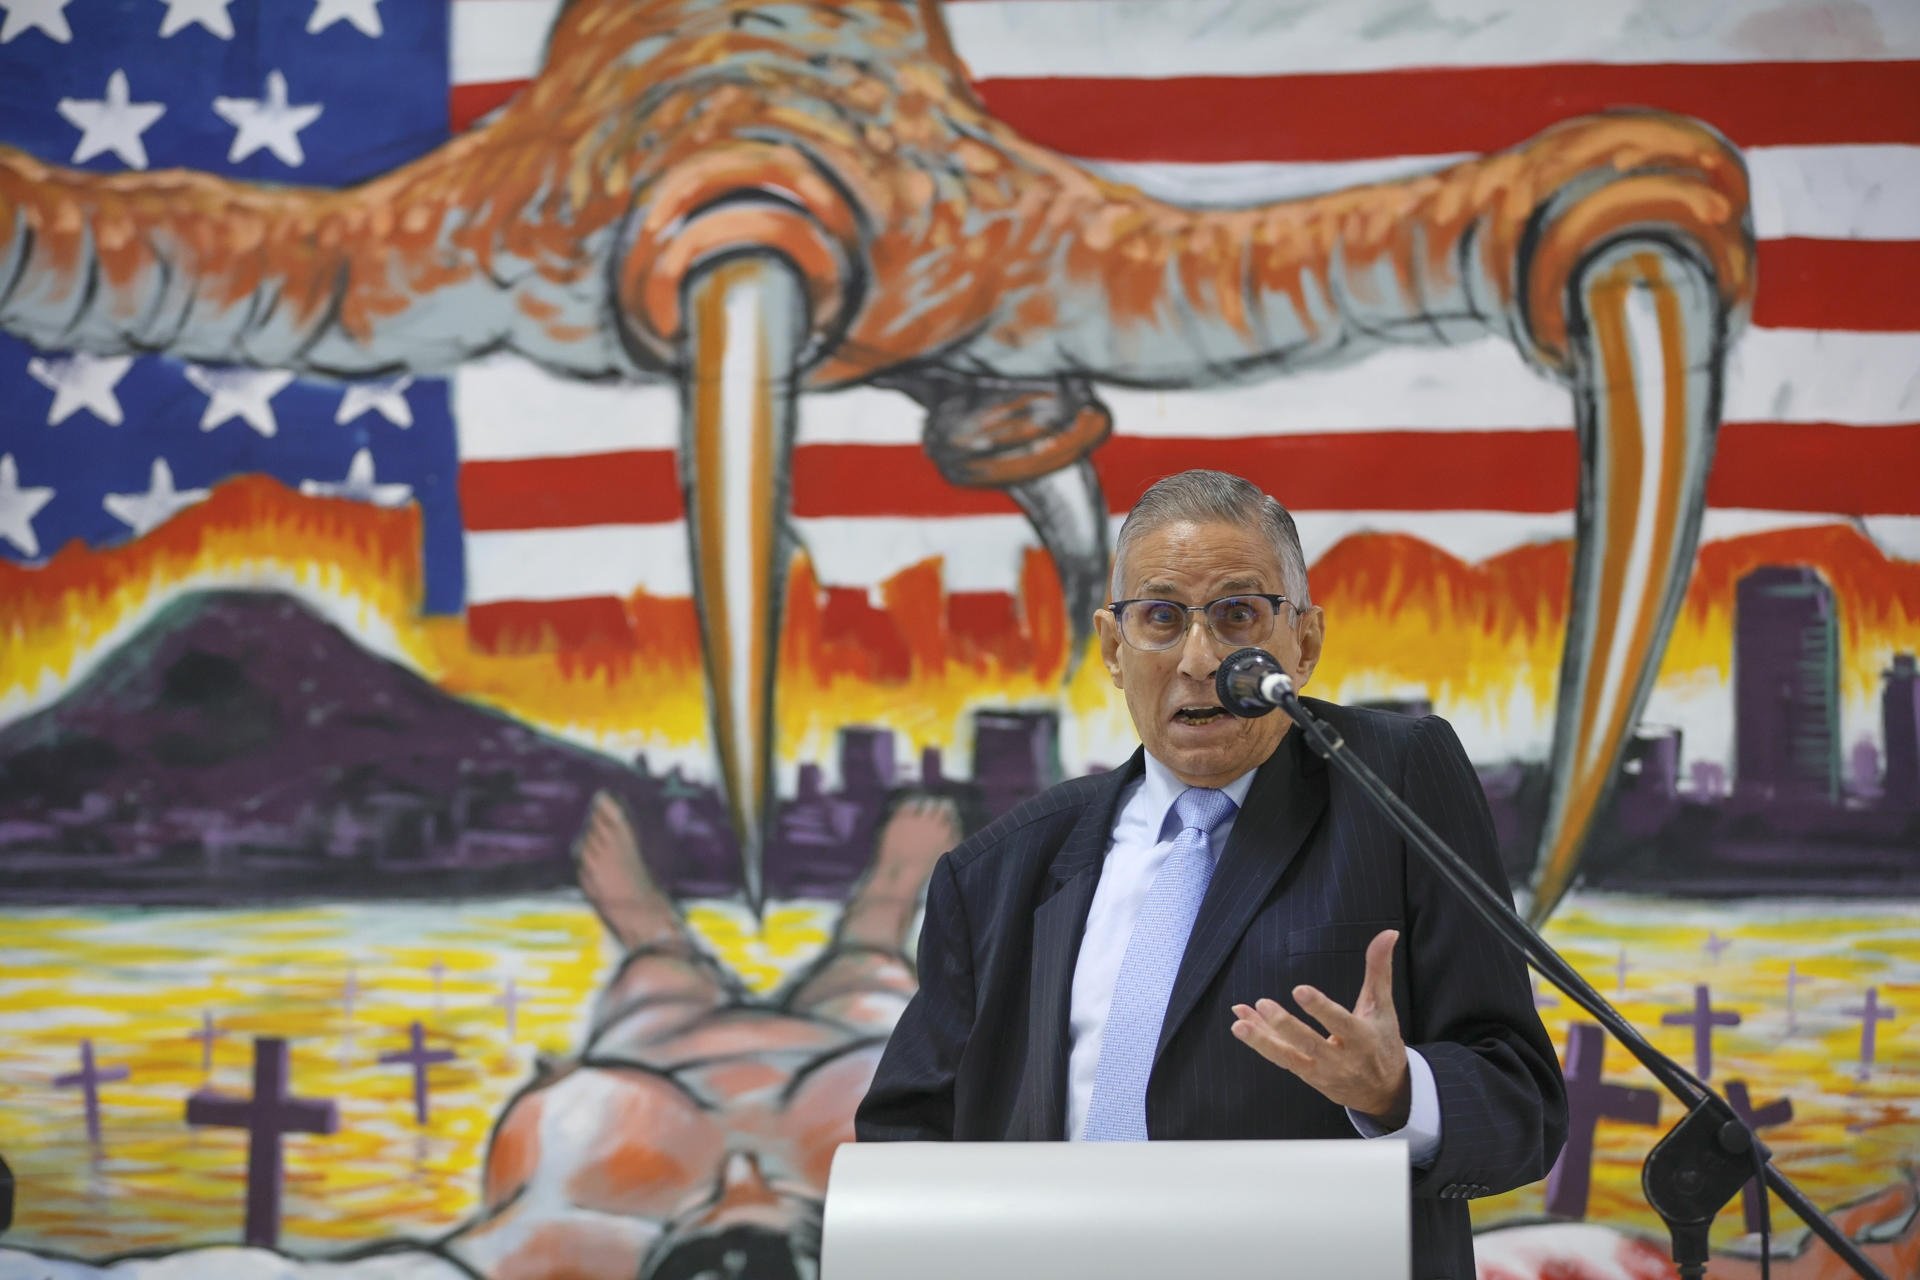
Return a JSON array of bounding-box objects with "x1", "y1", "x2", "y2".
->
[
  {"x1": 2, "y1": 791, "x2": 1914, "y2": 1279},
  {"x1": 450, "y1": 790, "x2": 959, "y2": 1278}
]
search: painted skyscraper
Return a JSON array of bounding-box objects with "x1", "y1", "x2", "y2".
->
[
  {"x1": 1734, "y1": 567, "x2": 1841, "y2": 803},
  {"x1": 971, "y1": 710, "x2": 1061, "y2": 820},
  {"x1": 1883, "y1": 653, "x2": 1920, "y2": 808},
  {"x1": 837, "y1": 727, "x2": 898, "y2": 797}
]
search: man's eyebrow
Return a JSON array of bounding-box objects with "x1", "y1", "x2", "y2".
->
[{"x1": 1129, "y1": 577, "x2": 1269, "y2": 598}]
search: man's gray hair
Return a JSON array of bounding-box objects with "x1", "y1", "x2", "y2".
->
[{"x1": 1110, "y1": 470, "x2": 1313, "y2": 607}]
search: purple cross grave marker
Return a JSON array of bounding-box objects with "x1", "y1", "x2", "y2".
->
[
  {"x1": 1661, "y1": 984, "x2": 1742, "y2": 1080},
  {"x1": 186, "y1": 1037, "x2": 338, "y2": 1248},
  {"x1": 188, "y1": 1010, "x2": 227, "y2": 1076},
  {"x1": 496, "y1": 978, "x2": 520, "y2": 1042},
  {"x1": 55, "y1": 1039, "x2": 129, "y2": 1146},
  {"x1": 380, "y1": 1021, "x2": 458, "y2": 1126},
  {"x1": 1842, "y1": 987, "x2": 1896, "y2": 1081},
  {"x1": 1545, "y1": 1023, "x2": 1661, "y2": 1219},
  {"x1": 1723, "y1": 1080, "x2": 1793, "y2": 1234},
  {"x1": 1703, "y1": 930, "x2": 1732, "y2": 965},
  {"x1": 1615, "y1": 947, "x2": 1632, "y2": 997}
]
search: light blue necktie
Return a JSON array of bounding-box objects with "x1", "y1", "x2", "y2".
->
[{"x1": 1082, "y1": 785, "x2": 1238, "y2": 1141}]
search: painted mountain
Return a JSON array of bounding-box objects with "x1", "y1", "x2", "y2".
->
[{"x1": 0, "y1": 590, "x2": 789, "y2": 904}]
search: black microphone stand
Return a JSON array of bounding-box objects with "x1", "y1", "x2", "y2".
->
[{"x1": 1263, "y1": 680, "x2": 1885, "y2": 1280}]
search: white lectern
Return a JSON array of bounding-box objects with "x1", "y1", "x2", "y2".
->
[{"x1": 822, "y1": 1140, "x2": 1409, "y2": 1280}]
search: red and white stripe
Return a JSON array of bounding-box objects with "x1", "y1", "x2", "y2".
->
[{"x1": 447, "y1": 0, "x2": 1920, "y2": 645}]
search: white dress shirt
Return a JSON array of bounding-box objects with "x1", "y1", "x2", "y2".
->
[{"x1": 1065, "y1": 751, "x2": 1442, "y2": 1165}]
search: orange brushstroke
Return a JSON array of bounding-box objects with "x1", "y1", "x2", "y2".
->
[
  {"x1": 482, "y1": 1090, "x2": 545, "y2": 1207},
  {"x1": 1, "y1": 476, "x2": 423, "y2": 703},
  {"x1": 1313, "y1": 523, "x2": 1919, "y2": 725},
  {"x1": 772, "y1": 546, "x2": 1095, "y2": 766},
  {"x1": 1309, "y1": 535, "x2": 1575, "y2": 718}
]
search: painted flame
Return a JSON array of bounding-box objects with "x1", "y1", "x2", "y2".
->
[{"x1": 5, "y1": 480, "x2": 1916, "y2": 775}]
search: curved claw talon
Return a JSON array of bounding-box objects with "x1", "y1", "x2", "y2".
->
[
  {"x1": 680, "y1": 255, "x2": 809, "y2": 914},
  {"x1": 1004, "y1": 459, "x2": 1111, "y2": 680},
  {"x1": 1527, "y1": 246, "x2": 1729, "y2": 922},
  {"x1": 889, "y1": 372, "x2": 1115, "y2": 680}
]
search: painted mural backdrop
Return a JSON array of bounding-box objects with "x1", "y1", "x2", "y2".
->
[{"x1": 0, "y1": 0, "x2": 1915, "y2": 1275}]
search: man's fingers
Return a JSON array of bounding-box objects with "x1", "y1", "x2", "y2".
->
[
  {"x1": 1292, "y1": 984, "x2": 1364, "y2": 1040},
  {"x1": 1232, "y1": 1000, "x2": 1320, "y2": 1062},
  {"x1": 1249, "y1": 998, "x2": 1331, "y2": 1059},
  {"x1": 1230, "y1": 1011, "x2": 1316, "y2": 1074},
  {"x1": 1358, "y1": 930, "x2": 1400, "y2": 1013}
]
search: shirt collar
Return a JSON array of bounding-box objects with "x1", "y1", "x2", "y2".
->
[{"x1": 1139, "y1": 751, "x2": 1258, "y2": 840}]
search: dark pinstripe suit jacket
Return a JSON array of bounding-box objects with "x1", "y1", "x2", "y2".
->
[{"x1": 855, "y1": 699, "x2": 1568, "y2": 1279}]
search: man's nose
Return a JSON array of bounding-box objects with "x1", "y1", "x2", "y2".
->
[{"x1": 1175, "y1": 612, "x2": 1221, "y2": 681}]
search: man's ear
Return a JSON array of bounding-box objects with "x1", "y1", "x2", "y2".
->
[
  {"x1": 1094, "y1": 608, "x2": 1124, "y2": 687},
  {"x1": 1292, "y1": 606, "x2": 1326, "y2": 689}
]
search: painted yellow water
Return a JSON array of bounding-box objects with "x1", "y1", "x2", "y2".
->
[
  {"x1": 1485, "y1": 899, "x2": 1919, "y2": 1247},
  {"x1": 0, "y1": 894, "x2": 1912, "y2": 1261}
]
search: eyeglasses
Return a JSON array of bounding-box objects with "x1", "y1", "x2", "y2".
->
[{"x1": 1107, "y1": 594, "x2": 1292, "y2": 652}]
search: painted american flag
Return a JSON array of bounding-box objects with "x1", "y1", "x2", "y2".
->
[
  {"x1": 449, "y1": 0, "x2": 1920, "y2": 651},
  {"x1": 0, "y1": 0, "x2": 468, "y2": 612},
  {"x1": 3, "y1": 0, "x2": 1917, "y2": 653}
]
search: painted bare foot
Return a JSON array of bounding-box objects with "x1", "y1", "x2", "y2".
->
[
  {"x1": 834, "y1": 795, "x2": 962, "y2": 952},
  {"x1": 575, "y1": 791, "x2": 685, "y2": 953},
  {"x1": 783, "y1": 794, "x2": 960, "y2": 1024}
]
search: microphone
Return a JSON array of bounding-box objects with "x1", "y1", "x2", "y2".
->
[{"x1": 1215, "y1": 647, "x2": 1296, "y2": 718}]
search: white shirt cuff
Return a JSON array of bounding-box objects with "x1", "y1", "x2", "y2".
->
[{"x1": 1346, "y1": 1047, "x2": 1442, "y2": 1168}]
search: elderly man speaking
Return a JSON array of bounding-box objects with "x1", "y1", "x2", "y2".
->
[{"x1": 856, "y1": 469, "x2": 1567, "y2": 1276}]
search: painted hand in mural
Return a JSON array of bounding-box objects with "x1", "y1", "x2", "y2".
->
[
  {"x1": 1230, "y1": 928, "x2": 1410, "y2": 1126},
  {"x1": 0, "y1": 0, "x2": 1755, "y2": 917}
]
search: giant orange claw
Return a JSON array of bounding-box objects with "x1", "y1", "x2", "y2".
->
[{"x1": 0, "y1": 0, "x2": 1754, "y2": 913}]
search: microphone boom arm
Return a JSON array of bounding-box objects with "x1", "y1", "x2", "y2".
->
[{"x1": 1259, "y1": 675, "x2": 1884, "y2": 1280}]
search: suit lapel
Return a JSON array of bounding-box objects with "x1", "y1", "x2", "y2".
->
[
  {"x1": 1014, "y1": 750, "x2": 1143, "y2": 1140},
  {"x1": 1154, "y1": 727, "x2": 1329, "y2": 1060}
]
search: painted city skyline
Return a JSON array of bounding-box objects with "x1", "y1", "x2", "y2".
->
[{"x1": 3, "y1": 558, "x2": 1913, "y2": 908}]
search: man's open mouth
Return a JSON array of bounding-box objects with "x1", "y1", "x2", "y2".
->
[{"x1": 1174, "y1": 705, "x2": 1227, "y2": 725}]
